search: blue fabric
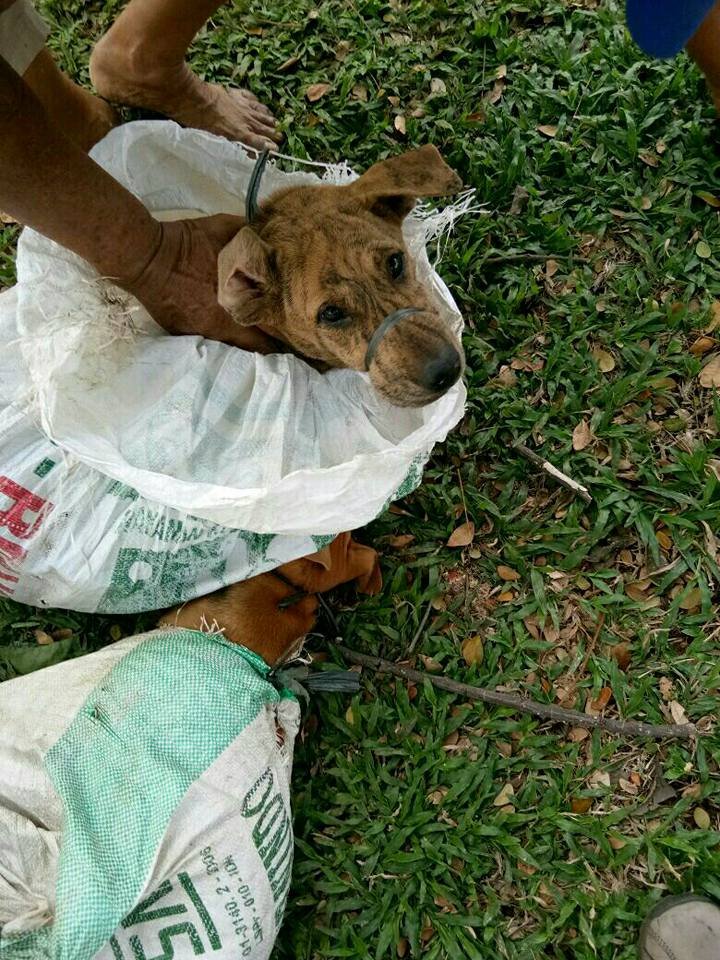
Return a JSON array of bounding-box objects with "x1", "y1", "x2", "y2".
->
[{"x1": 626, "y1": 0, "x2": 715, "y2": 57}]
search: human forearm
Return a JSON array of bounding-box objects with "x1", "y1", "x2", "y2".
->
[{"x1": 0, "y1": 54, "x2": 160, "y2": 284}]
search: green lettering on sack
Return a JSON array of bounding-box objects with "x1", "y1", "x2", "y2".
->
[
  {"x1": 115, "y1": 873, "x2": 220, "y2": 959},
  {"x1": 101, "y1": 543, "x2": 226, "y2": 613},
  {"x1": 235, "y1": 531, "x2": 276, "y2": 570},
  {"x1": 33, "y1": 457, "x2": 56, "y2": 478},
  {"x1": 129, "y1": 922, "x2": 205, "y2": 959},
  {"x1": 107, "y1": 480, "x2": 140, "y2": 501},
  {"x1": 241, "y1": 767, "x2": 293, "y2": 927},
  {"x1": 311, "y1": 534, "x2": 335, "y2": 551}
]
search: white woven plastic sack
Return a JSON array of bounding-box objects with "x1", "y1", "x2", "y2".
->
[
  {"x1": 15, "y1": 121, "x2": 466, "y2": 534},
  {"x1": 0, "y1": 288, "x2": 350, "y2": 612},
  {"x1": 0, "y1": 628, "x2": 300, "y2": 960}
]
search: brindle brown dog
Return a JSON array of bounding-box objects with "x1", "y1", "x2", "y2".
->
[{"x1": 217, "y1": 144, "x2": 464, "y2": 407}]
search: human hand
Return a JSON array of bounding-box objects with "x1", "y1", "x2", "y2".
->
[{"x1": 120, "y1": 214, "x2": 278, "y2": 353}]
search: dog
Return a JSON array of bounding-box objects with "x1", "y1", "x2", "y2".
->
[
  {"x1": 165, "y1": 148, "x2": 462, "y2": 643},
  {"x1": 162, "y1": 532, "x2": 381, "y2": 665},
  {"x1": 217, "y1": 144, "x2": 465, "y2": 408}
]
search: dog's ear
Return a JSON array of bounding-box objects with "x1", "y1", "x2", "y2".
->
[
  {"x1": 217, "y1": 226, "x2": 275, "y2": 324},
  {"x1": 347, "y1": 145, "x2": 462, "y2": 222}
]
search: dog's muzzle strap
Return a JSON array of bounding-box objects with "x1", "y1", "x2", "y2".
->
[
  {"x1": 245, "y1": 148, "x2": 270, "y2": 223},
  {"x1": 365, "y1": 307, "x2": 425, "y2": 371}
]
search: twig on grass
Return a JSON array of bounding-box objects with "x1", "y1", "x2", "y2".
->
[
  {"x1": 407, "y1": 600, "x2": 434, "y2": 655},
  {"x1": 480, "y1": 252, "x2": 591, "y2": 267},
  {"x1": 514, "y1": 442, "x2": 593, "y2": 504},
  {"x1": 335, "y1": 645, "x2": 698, "y2": 741}
]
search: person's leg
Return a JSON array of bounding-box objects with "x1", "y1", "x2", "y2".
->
[
  {"x1": 89, "y1": 0, "x2": 280, "y2": 148},
  {"x1": 686, "y1": 2, "x2": 720, "y2": 111},
  {"x1": 0, "y1": 0, "x2": 115, "y2": 151}
]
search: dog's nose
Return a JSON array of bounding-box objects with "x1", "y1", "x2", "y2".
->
[{"x1": 420, "y1": 344, "x2": 462, "y2": 394}]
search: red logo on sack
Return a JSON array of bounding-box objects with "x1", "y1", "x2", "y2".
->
[{"x1": 0, "y1": 477, "x2": 52, "y2": 596}]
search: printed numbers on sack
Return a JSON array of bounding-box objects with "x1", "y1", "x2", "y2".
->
[{"x1": 201, "y1": 846, "x2": 219, "y2": 875}]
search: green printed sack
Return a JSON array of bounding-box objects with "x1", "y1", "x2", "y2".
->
[{"x1": 0, "y1": 628, "x2": 300, "y2": 959}]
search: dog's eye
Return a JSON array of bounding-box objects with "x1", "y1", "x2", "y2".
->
[
  {"x1": 317, "y1": 304, "x2": 349, "y2": 327},
  {"x1": 387, "y1": 252, "x2": 405, "y2": 281}
]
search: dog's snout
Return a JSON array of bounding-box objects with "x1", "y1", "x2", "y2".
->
[{"x1": 420, "y1": 344, "x2": 462, "y2": 394}]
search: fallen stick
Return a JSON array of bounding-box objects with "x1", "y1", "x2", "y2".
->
[
  {"x1": 335, "y1": 645, "x2": 698, "y2": 741},
  {"x1": 514, "y1": 442, "x2": 593, "y2": 504}
]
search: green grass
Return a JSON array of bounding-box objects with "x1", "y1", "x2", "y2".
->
[{"x1": 2, "y1": 0, "x2": 720, "y2": 956}]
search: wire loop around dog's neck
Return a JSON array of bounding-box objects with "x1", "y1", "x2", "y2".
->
[
  {"x1": 245, "y1": 149, "x2": 271, "y2": 223},
  {"x1": 365, "y1": 307, "x2": 425, "y2": 371}
]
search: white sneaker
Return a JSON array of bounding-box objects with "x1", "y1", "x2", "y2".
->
[{"x1": 639, "y1": 895, "x2": 720, "y2": 960}]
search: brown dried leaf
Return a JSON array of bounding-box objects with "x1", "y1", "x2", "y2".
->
[
  {"x1": 610, "y1": 643, "x2": 631, "y2": 670},
  {"x1": 669, "y1": 700, "x2": 689, "y2": 725},
  {"x1": 306, "y1": 82, "x2": 331, "y2": 102},
  {"x1": 430, "y1": 77, "x2": 447, "y2": 95},
  {"x1": 659, "y1": 676, "x2": 675, "y2": 701},
  {"x1": 537, "y1": 124, "x2": 558, "y2": 138},
  {"x1": 388, "y1": 534, "x2": 415, "y2": 549},
  {"x1": 568, "y1": 726, "x2": 590, "y2": 742},
  {"x1": 447, "y1": 521, "x2": 475, "y2": 548},
  {"x1": 592, "y1": 348, "x2": 616, "y2": 373},
  {"x1": 486, "y1": 79, "x2": 505, "y2": 105},
  {"x1": 351, "y1": 84, "x2": 369, "y2": 102},
  {"x1": 34, "y1": 629, "x2": 53, "y2": 646},
  {"x1": 609, "y1": 836, "x2": 626, "y2": 850},
  {"x1": 699, "y1": 355, "x2": 720, "y2": 388},
  {"x1": 0, "y1": 211, "x2": 17, "y2": 225},
  {"x1": 397, "y1": 938, "x2": 409, "y2": 958},
  {"x1": 572, "y1": 419, "x2": 593, "y2": 451},
  {"x1": 427, "y1": 786, "x2": 448, "y2": 805},
  {"x1": 335, "y1": 40, "x2": 352, "y2": 60},
  {"x1": 690, "y1": 336, "x2": 716, "y2": 356},
  {"x1": 509, "y1": 185, "x2": 530, "y2": 216},
  {"x1": 461, "y1": 635, "x2": 484, "y2": 666},
  {"x1": 497, "y1": 564, "x2": 520, "y2": 582},
  {"x1": 639, "y1": 152, "x2": 659, "y2": 167},
  {"x1": 545, "y1": 258, "x2": 559, "y2": 278},
  {"x1": 493, "y1": 782, "x2": 515, "y2": 806},
  {"x1": 591, "y1": 687, "x2": 613, "y2": 712},
  {"x1": 571, "y1": 797, "x2": 592, "y2": 813},
  {"x1": 679, "y1": 588, "x2": 702, "y2": 611},
  {"x1": 393, "y1": 114, "x2": 407, "y2": 135}
]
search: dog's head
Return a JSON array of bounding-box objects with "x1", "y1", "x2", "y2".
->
[{"x1": 217, "y1": 145, "x2": 465, "y2": 407}]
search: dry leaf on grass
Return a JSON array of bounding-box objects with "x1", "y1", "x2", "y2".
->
[
  {"x1": 461, "y1": 635, "x2": 484, "y2": 666},
  {"x1": 430, "y1": 77, "x2": 447, "y2": 95},
  {"x1": 510, "y1": 185, "x2": 529, "y2": 215},
  {"x1": 694, "y1": 808, "x2": 711, "y2": 829},
  {"x1": 497, "y1": 565, "x2": 520, "y2": 582},
  {"x1": 447, "y1": 521, "x2": 475, "y2": 547},
  {"x1": 34, "y1": 629, "x2": 53, "y2": 646},
  {"x1": 592, "y1": 347, "x2": 616, "y2": 372},
  {"x1": 610, "y1": 643, "x2": 631, "y2": 670},
  {"x1": 690, "y1": 336, "x2": 715, "y2": 355},
  {"x1": 306, "y1": 82, "x2": 331, "y2": 102},
  {"x1": 699, "y1": 354, "x2": 720, "y2": 387},
  {"x1": 393, "y1": 114, "x2": 407, "y2": 135},
  {"x1": 570, "y1": 797, "x2": 592, "y2": 813},
  {"x1": 537, "y1": 124, "x2": 558, "y2": 138},
  {"x1": 572, "y1": 419, "x2": 593, "y2": 451},
  {"x1": 568, "y1": 727, "x2": 590, "y2": 742},
  {"x1": 388, "y1": 534, "x2": 415, "y2": 549},
  {"x1": 545, "y1": 258, "x2": 559, "y2": 278},
  {"x1": 0, "y1": 211, "x2": 17, "y2": 225},
  {"x1": 486, "y1": 79, "x2": 505, "y2": 105},
  {"x1": 669, "y1": 700, "x2": 689, "y2": 725},
  {"x1": 493, "y1": 782, "x2": 514, "y2": 806},
  {"x1": 351, "y1": 84, "x2": 369, "y2": 102}
]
